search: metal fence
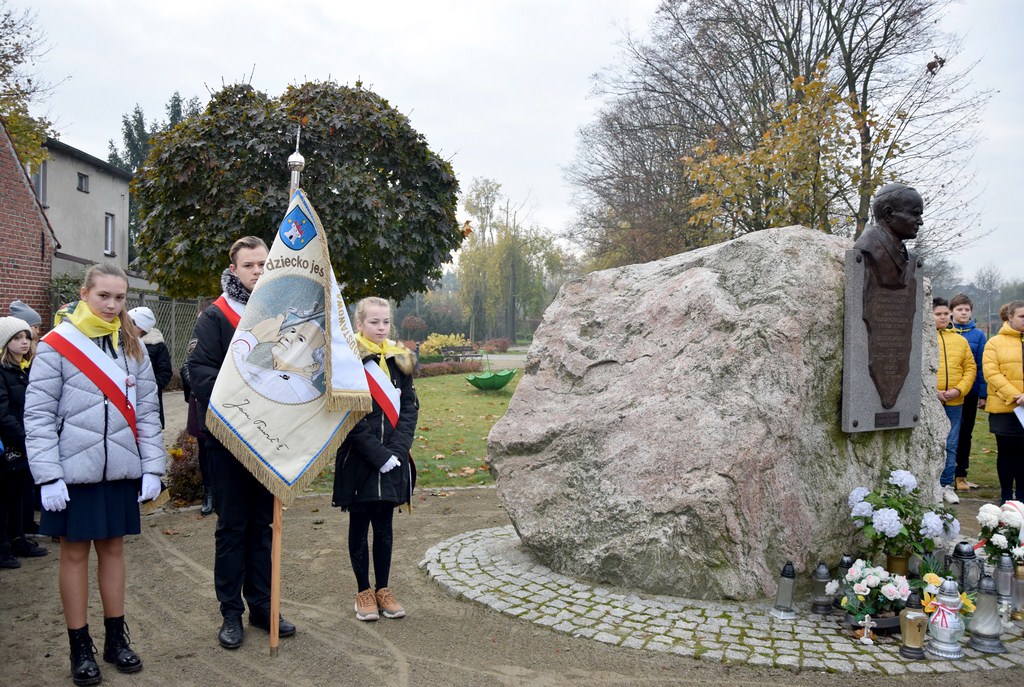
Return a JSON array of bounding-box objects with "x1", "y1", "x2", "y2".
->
[{"x1": 50, "y1": 290, "x2": 211, "y2": 371}]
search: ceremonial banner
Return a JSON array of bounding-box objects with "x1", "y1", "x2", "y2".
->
[{"x1": 206, "y1": 189, "x2": 371, "y2": 504}]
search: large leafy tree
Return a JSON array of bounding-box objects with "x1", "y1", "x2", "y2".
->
[
  {"x1": 134, "y1": 81, "x2": 462, "y2": 299},
  {"x1": 0, "y1": 1, "x2": 55, "y2": 167}
]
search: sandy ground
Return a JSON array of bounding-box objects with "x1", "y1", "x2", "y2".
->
[{"x1": 1, "y1": 396, "x2": 1018, "y2": 686}]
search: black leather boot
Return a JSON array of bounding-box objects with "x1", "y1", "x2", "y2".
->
[
  {"x1": 67, "y1": 625, "x2": 101, "y2": 686},
  {"x1": 200, "y1": 489, "x2": 214, "y2": 517},
  {"x1": 102, "y1": 616, "x2": 142, "y2": 673}
]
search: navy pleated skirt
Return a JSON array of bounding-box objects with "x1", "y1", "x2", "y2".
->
[{"x1": 40, "y1": 478, "x2": 141, "y2": 541}]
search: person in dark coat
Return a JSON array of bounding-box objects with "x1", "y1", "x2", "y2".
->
[
  {"x1": 333, "y1": 297, "x2": 417, "y2": 622},
  {"x1": 128, "y1": 307, "x2": 173, "y2": 428},
  {"x1": 0, "y1": 317, "x2": 48, "y2": 568},
  {"x1": 185, "y1": 236, "x2": 296, "y2": 650}
]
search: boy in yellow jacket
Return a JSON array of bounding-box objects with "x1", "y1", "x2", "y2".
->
[{"x1": 933, "y1": 298, "x2": 976, "y2": 504}]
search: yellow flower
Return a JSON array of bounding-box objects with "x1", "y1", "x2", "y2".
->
[
  {"x1": 923, "y1": 591, "x2": 937, "y2": 613},
  {"x1": 922, "y1": 573, "x2": 942, "y2": 587},
  {"x1": 857, "y1": 595, "x2": 865, "y2": 601},
  {"x1": 960, "y1": 592, "x2": 976, "y2": 614},
  {"x1": 840, "y1": 596, "x2": 848, "y2": 608}
]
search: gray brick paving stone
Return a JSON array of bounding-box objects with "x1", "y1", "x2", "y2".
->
[
  {"x1": 424, "y1": 526, "x2": 1024, "y2": 675},
  {"x1": 906, "y1": 662, "x2": 937, "y2": 673},
  {"x1": 621, "y1": 636, "x2": 646, "y2": 650},
  {"x1": 825, "y1": 660, "x2": 855, "y2": 673},
  {"x1": 879, "y1": 662, "x2": 908, "y2": 675},
  {"x1": 594, "y1": 631, "x2": 622, "y2": 645}
]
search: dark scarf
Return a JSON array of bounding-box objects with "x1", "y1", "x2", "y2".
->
[{"x1": 221, "y1": 268, "x2": 251, "y2": 305}]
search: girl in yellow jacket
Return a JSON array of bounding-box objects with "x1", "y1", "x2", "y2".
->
[
  {"x1": 982, "y1": 300, "x2": 1024, "y2": 503},
  {"x1": 933, "y1": 298, "x2": 976, "y2": 504}
]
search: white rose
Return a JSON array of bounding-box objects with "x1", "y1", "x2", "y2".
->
[{"x1": 825, "y1": 580, "x2": 840, "y2": 595}]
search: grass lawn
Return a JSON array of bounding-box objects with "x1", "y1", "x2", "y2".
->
[
  {"x1": 964, "y1": 409, "x2": 1000, "y2": 500},
  {"x1": 310, "y1": 372, "x2": 520, "y2": 492}
]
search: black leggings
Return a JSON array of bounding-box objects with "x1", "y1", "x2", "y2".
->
[
  {"x1": 996, "y1": 434, "x2": 1024, "y2": 503},
  {"x1": 348, "y1": 503, "x2": 394, "y2": 592}
]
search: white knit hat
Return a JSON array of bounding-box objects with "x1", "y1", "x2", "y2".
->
[
  {"x1": 128, "y1": 306, "x2": 157, "y2": 333},
  {"x1": 0, "y1": 316, "x2": 31, "y2": 350}
]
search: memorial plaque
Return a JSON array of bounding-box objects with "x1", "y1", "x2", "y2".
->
[{"x1": 842, "y1": 250, "x2": 924, "y2": 432}]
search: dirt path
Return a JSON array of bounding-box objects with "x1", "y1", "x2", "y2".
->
[
  {"x1": 1, "y1": 486, "x2": 1017, "y2": 687},
  {"x1": 2, "y1": 395, "x2": 1018, "y2": 686}
]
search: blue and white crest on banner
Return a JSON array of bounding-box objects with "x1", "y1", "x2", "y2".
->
[{"x1": 279, "y1": 206, "x2": 317, "y2": 250}]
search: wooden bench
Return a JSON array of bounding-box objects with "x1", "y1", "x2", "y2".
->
[{"x1": 441, "y1": 346, "x2": 483, "y2": 362}]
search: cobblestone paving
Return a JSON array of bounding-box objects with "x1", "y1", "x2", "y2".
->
[{"x1": 420, "y1": 526, "x2": 1024, "y2": 674}]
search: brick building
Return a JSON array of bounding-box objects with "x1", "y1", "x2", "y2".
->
[{"x1": 0, "y1": 121, "x2": 60, "y2": 329}]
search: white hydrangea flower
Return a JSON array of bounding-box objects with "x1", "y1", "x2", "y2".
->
[
  {"x1": 848, "y1": 487, "x2": 870, "y2": 509},
  {"x1": 919, "y1": 511, "x2": 944, "y2": 539},
  {"x1": 872, "y1": 508, "x2": 903, "y2": 538},
  {"x1": 888, "y1": 470, "x2": 918, "y2": 493}
]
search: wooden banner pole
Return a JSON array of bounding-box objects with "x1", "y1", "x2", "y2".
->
[{"x1": 269, "y1": 496, "x2": 283, "y2": 656}]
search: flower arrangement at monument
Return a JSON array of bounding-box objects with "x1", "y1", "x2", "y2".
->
[
  {"x1": 848, "y1": 470, "x2": 960, "y2": 563},
  {"x1": 976, "y1": 501, "x2": 1024, "y2": 562},
  {"x1": 836, "y1": 559, "x2": 912, "y2": 621}
]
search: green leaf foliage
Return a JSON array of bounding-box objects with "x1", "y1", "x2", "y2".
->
[{"x1": 134, "y1": 81, "x2": 462, "y2": 299}]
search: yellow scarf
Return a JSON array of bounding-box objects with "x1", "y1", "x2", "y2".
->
[
  {"x1": 19, "y1": 358, "x2": 30, "y2": 371},
  {"x1": 59, "y1": 300, "x2": 121, "y2": 351},
  {"x1": 355, "y1": 333, "x2": 406, "y2": 381}
]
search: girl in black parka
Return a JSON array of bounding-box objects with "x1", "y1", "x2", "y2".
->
[{"x1": 333, "y1": 297, "x2": 417, "y2": 621}]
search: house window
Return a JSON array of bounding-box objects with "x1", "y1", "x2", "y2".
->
[
  {"x1": 77, "y1": 173, "x2": 89, "y2": 193},
  {"x1": 104, "y1": 214, "x2": 116, "y2": 256},
  {"x1": 30, "y1": 160, "x2": 48, "y2": 206}
]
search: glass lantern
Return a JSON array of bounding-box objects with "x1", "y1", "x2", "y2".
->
[
  {"x1": 925, "y1": 577, "x2": 965, "y2": 660},
  {"x1": 1012, "y1": 563, "x2": 1024, "y2": 622},
  {"x1": 770, "y1": 561, "x2": 797, "y2": 620},
  {"x1": 996, "y1": 553, "x2": 1015, "y2": 606},
  {"x1": 898, "y1": 592, "x2": 928, "y2": 660},
  {"x1": 968, "y1": 575, "x2": 1006, "y2": 654},
  {"x1": 811, "y1": 561, "x2": 833, "y2": 615},
  {"x1": 946, "y1": 541, "x2": 984, "y2": 594}
]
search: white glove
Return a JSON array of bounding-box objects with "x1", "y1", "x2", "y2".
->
[
  {"x1": 138, "y1": 473, "x2": 162, "y2": 502},
  {"x1": 380, "y1": 455, "x2": 401, "y2": 473},
  {"x1": 42, "y1": 479, "x2": 70, "y2": 512}
]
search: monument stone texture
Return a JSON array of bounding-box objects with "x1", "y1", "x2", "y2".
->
[{"x1": 488, "y1": 226, "x2": 947, "y2": 600}]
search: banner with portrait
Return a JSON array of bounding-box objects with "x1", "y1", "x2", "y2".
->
[{"x1": 206, "y1": 189, "x2": 371, "y2": 504}]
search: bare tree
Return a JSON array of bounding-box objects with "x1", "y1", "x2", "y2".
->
[
  {"x1": 973, "y1": 263, "x2": 1003, "y2": 336},
  {"x1": 568, "y1": 0, "x2": 989, "y2": 268}
]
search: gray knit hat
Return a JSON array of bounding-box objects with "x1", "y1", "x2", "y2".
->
[
  {"x1": 0, "y1": 316, "x2": 31, "y2": 350},
  {"x1": 9, "y1": 300, "x2": 41, "y2": 327}
]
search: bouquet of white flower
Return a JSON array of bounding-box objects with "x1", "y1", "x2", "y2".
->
[
  {"x1": 848, "y1": 470, "x2": 959, "y2": 559},
  {"x1": 977, "y1": 501, "x2": 1024, "y2": 562}
]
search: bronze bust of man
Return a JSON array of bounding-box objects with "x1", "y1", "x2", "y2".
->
[{"x1": 853, "y1": 183, "x2": 923, "y2": 409}]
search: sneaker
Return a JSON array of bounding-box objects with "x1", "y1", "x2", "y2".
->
[
  {"x1": 375, "y1": 587, "x2": 406, "y2": 619},
  {"x1": 954, "y1": 477, "x2": 970, "y2": 493},
  {"x1": 942, "y1": 485, "x2": 960, "y2": 504},
  {"x1": 0, "y1": 553, "x2": 21, "y2": 569},
  {"x1": 354, "y1": 589, "x2": 379, "y2": 621}
]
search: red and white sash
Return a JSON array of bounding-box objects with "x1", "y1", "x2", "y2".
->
[
  {"x1": 213, "y1": 295, "x2": 242, "y2": 328},
  {"x1": 364, "y1": 360, "x2": 400, "y2": 428},
  {"x1": 43, "y1": 321, "x2": 138, "y2": 439}
]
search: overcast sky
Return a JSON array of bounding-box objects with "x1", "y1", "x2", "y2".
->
[{"x1": 26, "y1": 0, "x2": 1024, "y2": 284}]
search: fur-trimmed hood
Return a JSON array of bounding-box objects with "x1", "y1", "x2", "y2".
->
[{"x1": 141, "y1": 327, "x2": 165, "y2": 345}]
